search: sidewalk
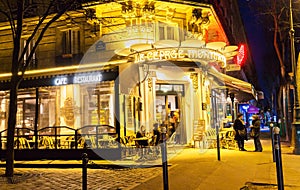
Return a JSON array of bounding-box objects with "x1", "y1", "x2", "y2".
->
[
  {"x1": 0, "y1": 139, "x2": 300, "y2": 189},
  {"x1": 131, "y1": 139, "x2": 300, "y2": 190}
]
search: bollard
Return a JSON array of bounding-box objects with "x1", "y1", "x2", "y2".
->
[
  {"x1": 160, "y1": 127, "x2": 169, "y2": 190},
  {"x1": 273, "y1": 127, "x2": 284, "y2": 190},
  {"x1": 82, "y1": 153, "x2": 88, "y2": 190},
  {"x1": 216, "y1": 125, "x2": 221, "y2": 161},
  {"x1": 270, "y1": 123, "x2": 276, "y2": 162}
]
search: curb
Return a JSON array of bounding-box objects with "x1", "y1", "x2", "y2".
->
[{"x1": 0, "y1": 163, "x2": 169, "y2": 169}]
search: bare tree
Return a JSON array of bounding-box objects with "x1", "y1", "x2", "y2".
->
[
  {"x1": 245, "y1": 0, "x2": 292, "y2": 139},
  {"x1": 0, "y1": 0, "x2": 82, "y2": 181}
]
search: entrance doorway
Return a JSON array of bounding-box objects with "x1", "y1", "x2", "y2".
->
[{"x1": 155, "y1": 83, "x2": 186, "y2": 144}]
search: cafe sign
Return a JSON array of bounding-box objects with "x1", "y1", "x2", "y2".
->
[
  {"x1": 133, "y1": 48, "x2": 226, "y2": 66},
  {"x1": 54, "y1": 72, "x2": 103, "y2": 86}
]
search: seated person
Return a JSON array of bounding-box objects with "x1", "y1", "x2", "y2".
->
[
  {"x1": 136, "y1": 125, "x2": 146, "y2": 137},
  {"x1": 135, "y1": 125, "x2": 148, "y2": 147},
  {"x1": 152, "y1": 123, "x2": 161, "y2": 145}
]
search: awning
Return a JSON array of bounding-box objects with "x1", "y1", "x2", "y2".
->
[
  {"x1": 209, "y1": 68, "x2": 257, "y2": 102},
  {"x1": 0, "y1": 62, "x2": 123, "y2": 91},
  {"x1": 248, "y1": 105, "x2": 260, "y2": 113}
]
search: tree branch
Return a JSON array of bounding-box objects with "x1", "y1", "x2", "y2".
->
[
  {"x1": 20, "y1": 0, "x2": 79, "y2": 75},
  {"x1": 11, "y1": 0, "x2": 24, "y2": 75},
  {"x1": 270, "y1": 0, "x2": 285, "y2": 79},
  {"x1": 5, "y1": 0, "x2": 17, "y2": 38},
  {"x1": 0, "y1": 0, "x2": 16, "y2": 38},
  {"x1": 18, "y1": 0, "x2": 55, "y2": 71}
]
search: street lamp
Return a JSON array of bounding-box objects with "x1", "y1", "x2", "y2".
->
[{"x1": 289, "y1": 0, "x2": 300, "y2": 154}]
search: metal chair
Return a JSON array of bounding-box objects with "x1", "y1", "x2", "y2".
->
[
  {"x1": 40, "y1": 136, "x2": 54, "y2": 149},
  {"x1": 224, "y1": 130, "x2": 237, "y2": 149},
  {"x1": 167, "y1": 132, "x2": 177, "y2": 153}
]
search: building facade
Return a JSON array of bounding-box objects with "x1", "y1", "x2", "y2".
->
[{"x1": 0, "y1": 0, "x2": 256, "y2": 159}]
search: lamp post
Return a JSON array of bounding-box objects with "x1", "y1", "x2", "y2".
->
[{"x1": 290, "y1": 0, "x2": 300, "y2": 154}]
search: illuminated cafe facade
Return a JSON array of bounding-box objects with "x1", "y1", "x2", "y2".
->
[{"x1": 0, "y1": 0, "x2": 256, "y2": 159}]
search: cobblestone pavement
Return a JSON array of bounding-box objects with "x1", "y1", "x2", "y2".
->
[
  {"x1": 0, "y1": 167, "x2": 162, "y2": 190},
  {"x1": 1, "y1": 139, "x2": 300, "y2": 190}
]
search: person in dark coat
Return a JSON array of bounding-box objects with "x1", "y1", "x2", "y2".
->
[
  {"x1": 152, "y1": 123, "x2": 161, "y2": 145},
  {"x1": 135, "y1": 125, "x2": 148, "y2": 147},
  {"x1": 233, "y1": 113, "x2": 247, "y2": 151},
  {"x1": 250, "y1": 115, "x2": 263, "y2": 152}
]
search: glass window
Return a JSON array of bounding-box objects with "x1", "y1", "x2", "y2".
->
[
  {"x1": 173, "y1": 85, "x2": 183, "y2": 92},
  {"x1": 156, "y1": 84, "x2": 184, "y2": 94},
  {"x1": 62, "y1": 30, "x2": 81, "y2": 55},
  {"x1": 0, "y1": 80, "x2": 116, "y2": 135},
  {"x1": 39, "y1": 87, "x2": 58, "y2": 129},
  {"x1": 167, "y1": 26, "x2": 174, "y2": 40},
  {"x1": 158, "y1": 21, "x2": 178, "y2": 41},
  {"x1": 82, "y1": 81, "x2": 115, "y2": 126},
  {"x1": 21, "y1": 39, "x2": 37, "y2": 69},
  {"x1": 159, "y1": 26, "x2": 165, "y2": 40},
  {"x1": 160, "y1": 84, "x2": 172, "y2": 92}
]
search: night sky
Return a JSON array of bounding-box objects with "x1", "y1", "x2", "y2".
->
[{"x1": 238, "y1": 0, "x2": 281, "y2": 108}]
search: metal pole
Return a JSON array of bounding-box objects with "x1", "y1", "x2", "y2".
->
[
  {"x1": 82, "y1": 153, "x2": 88, "y2": 190},
  {"x1": 273, "y1": 127, "x2": 284, "y2": 190},
  {"x1": 161, "y1": 127, "x2": 169, "y2": 190},
  {"x1": 216, "y1": 125, "x2": 221, "y2": 161},
  {"x1": 34, "y1": 88, "x2": 39, "y2": 149},
  {"x1": 230, "y1": 93, "x2": 235, "y2": 123},
  {"x1": 270, "y1": 123, "x2": 276, "y2": 162}
]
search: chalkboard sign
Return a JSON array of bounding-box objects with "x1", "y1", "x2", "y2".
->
[{"x1": 193, "y1": 119, "x2": 205, "y2": 141}]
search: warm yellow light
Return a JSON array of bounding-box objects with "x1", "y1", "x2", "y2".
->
[{"x1": 0, "y1": 59, "x2": 127, "y2": 80}]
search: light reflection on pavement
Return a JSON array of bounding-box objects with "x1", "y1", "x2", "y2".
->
[{"x1": 0, "y1": 167, "x2": 162, "y2": 190}]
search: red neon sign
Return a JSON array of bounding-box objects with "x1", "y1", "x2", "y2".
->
[{"x1": 235, "y1": 44, "x2": 246, "y2": 65}]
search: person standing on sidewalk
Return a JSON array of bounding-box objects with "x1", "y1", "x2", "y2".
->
[
  {"x1": 233, "y1": 113, "x2": 247, "y2": 151},
  {"x1": 250, "y1": 115, "x2": 263, "y2": 152}
]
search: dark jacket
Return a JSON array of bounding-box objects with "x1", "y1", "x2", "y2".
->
[
  {"x1": 153, "y1": 128, "x2": 161, "y2": 145},
  {"x1": 135, "y1": 131, "x2": 148, "y2": 147},
  {"x1": 136, "y1": 131, "x2": 145, "y2": 138},
  {"x1": 251, "y1": 119, "x2": 261, "y2": 137},
  {"x1": 233, "y1": 118, "x2": 246, "y2": 140}
]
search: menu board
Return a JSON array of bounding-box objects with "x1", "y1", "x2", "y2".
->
[{"x1": 193, "y1": 119, "x2": 205, "y2": 141}]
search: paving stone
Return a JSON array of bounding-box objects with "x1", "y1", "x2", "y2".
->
[{"x1": 0, "y1": 167, "x2": 162, "y2": 190}]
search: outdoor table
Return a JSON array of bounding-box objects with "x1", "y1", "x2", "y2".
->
[
  {"x1": 133, "y1": 137, "x2": 151, "y2": 161},
  {"x1": 133, "y1": 137, "x2": 150, "y2": 147}
]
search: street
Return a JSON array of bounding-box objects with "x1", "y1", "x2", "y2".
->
[{"x1": 1, "y1": 139, "x2": 300, "y2": 190}]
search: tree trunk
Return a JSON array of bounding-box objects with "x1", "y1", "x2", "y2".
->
[
  {"x1": 3, "y1": 0, "x2": 76, "y2": 181},
  {"x1": 5, "y1": 75, "x2": 19, "y2": 180}
]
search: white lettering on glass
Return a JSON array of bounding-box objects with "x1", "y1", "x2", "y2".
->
[
  {"x1": 53, "y1": 73, "x2": 103, "y2": 86},
  {"x1": 54, "y1": 77, "x2": 68, "y2": 86},
  {"x1": 73, "y1": 73, "x2": 103, "y2": 84}
]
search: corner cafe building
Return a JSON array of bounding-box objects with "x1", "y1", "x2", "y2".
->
[
  {"x1": 0, "y1": 46, "x2": 255, "y2": 160},
  {"x1": 0, "y1": 0, "x2": 256, "y2": 160}
]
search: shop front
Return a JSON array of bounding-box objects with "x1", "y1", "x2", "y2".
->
[
  {"x1": 0, "y1": 58, "x2": 256, "y2": 160},
  {"x1": 208, "y1": 67, "x2": 257, "y2": 130},
  {"x1": 0, "y1": 66, "x2": 123, "y2": 160},
  {"x1": 114, "y1": 42, "x2": 255, "y2": 147},
  {"x1": 0, "y1": 0, "x2": 258, "y2": 159}
]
